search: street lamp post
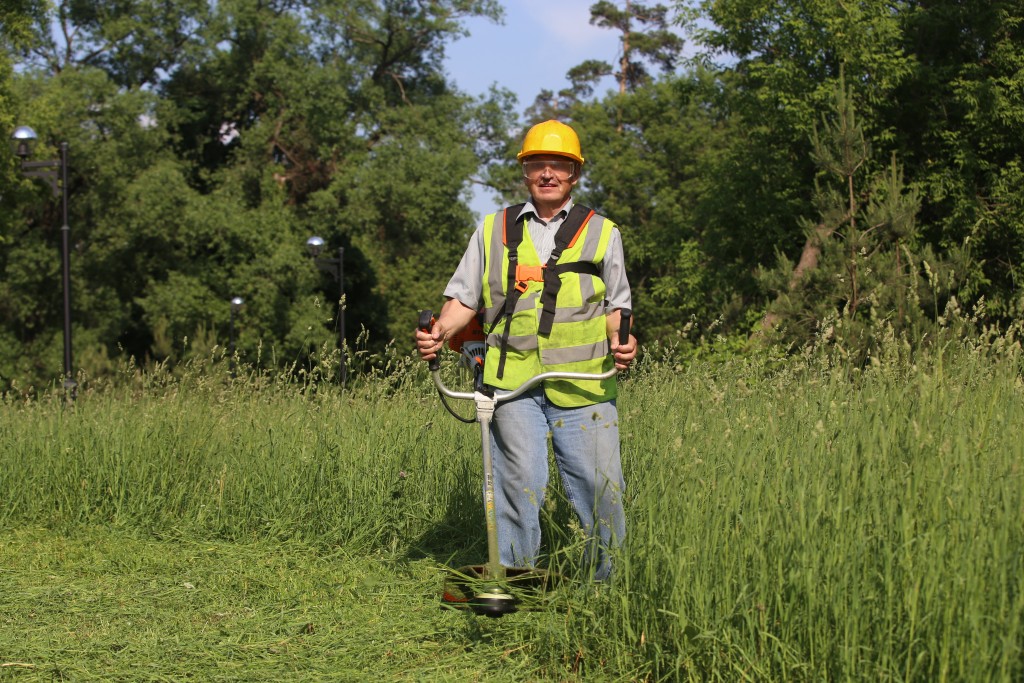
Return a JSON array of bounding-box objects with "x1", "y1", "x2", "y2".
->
[
  {"x1": 11, "y1": 126, "x2": 75, "y2": 399},
  {"x1": 305, "y1": 236, "x2": 346, "y2": 385},
  {"x1": 229, "y1": 297, "x2": 244, "y2": 378}
]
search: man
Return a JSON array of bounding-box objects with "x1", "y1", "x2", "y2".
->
[{"x1": 416, "y1": 120, "x2": 637, "y2": 580}]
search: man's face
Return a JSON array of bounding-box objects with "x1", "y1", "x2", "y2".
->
[{"x1": 521, "y1": 154, "x2": 578, "y2": 207}]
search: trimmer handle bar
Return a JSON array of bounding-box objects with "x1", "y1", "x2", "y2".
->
[{"x1": 418, "y1": 308, "x2": 631, "y2": 405}]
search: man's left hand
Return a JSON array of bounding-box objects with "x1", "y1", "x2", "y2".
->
[{"x1": 611, "y1": 334, "x2": 637, "y2": 371}]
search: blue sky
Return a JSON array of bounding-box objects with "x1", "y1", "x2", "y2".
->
[
  {"x1": 442, "y1": 1, "x2": 624, "y2": 216},
  {"x1": 443, "y1": 1, "x2": 623, "y2": 107}
]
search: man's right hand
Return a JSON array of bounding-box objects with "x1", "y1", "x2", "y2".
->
[
  {"x1": 415, "y1": 320, "x2": 448, "y2": 362},
  {"x1": 414, "y1": 298, "x2": 479, "y2": 363}
]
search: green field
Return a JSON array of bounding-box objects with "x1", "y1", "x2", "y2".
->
[{"x1": 1, "y1": 341, "x2": 1022, "y2": 681}]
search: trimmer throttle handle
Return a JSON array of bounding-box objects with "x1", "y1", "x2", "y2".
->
[
  {"x1": 417, "y1": 310, "x2": 434, "y2": 333},
  {"x1": 417, "y1": 310, "x2": 440, "y2": 371},
  {"x1": 618, "y1": 308, "x2": 632, "y2": 346}
]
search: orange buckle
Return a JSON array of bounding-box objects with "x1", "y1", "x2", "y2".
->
[{"x1": 515, "y1": 264, "x2": 545, "y2": 282}]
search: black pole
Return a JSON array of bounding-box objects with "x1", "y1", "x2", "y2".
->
[
  {"x1": 337, "y1": 246, "x2": 346, "y2": 386},
  {"x1": 229, "y1": 306, "x2": 236, "y2": 379},
  {"x1": 59, "y1": 142, "x2": 75, "y2": 400}
]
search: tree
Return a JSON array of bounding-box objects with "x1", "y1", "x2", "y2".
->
[
  {"x1": 755, "y1": 78, "x2": 956, "y2": 356},
  {"x1": 1, "y1": 0, "x2": 509, "y2": 389},
  {"x1": 693, "y1": 0, "x2": 914, "y2": 132},
  {"x1": 18, "y1": 0, "x2": 212, "y2": 86},
  {"x1": 692, "y1": 0, "x2": 1024, "y2": 333},
  {"x1": 885, "y1": 0, "x2": 1024, "y2": 320},
  {"x1": 681, "y1": 0, "x2": 920, "y2": 336},
  {"x1": 526, "y1": 1, "x2": 685, "y2": 123},
  {"x1": 568, "y1": 69, "x2": 730, "y2": 341},
  {"x1": 586, "y1": 0, "x2": 685, "y2": 95}
]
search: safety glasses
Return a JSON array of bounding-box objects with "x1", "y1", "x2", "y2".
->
[{"x1": 521, "y1": 159, "x2": 576, "y2": 179}]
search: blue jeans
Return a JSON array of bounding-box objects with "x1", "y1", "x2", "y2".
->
[{"x1": 489, "y1": 387, "x2": 626, "y2": 580}]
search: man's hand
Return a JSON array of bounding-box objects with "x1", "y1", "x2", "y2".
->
[
  {"x1": 414, "y1": 319, "x2": 448, "y2": 363},
  {"x1": 611, "y1": 333, "x2": 637, "y2": 371},
  {"x1": 414, "y1": 298, "x2": 478, "y2": 363},
  {"x1": 606, "y1": 308, "x2": 636, "y2": 371}
]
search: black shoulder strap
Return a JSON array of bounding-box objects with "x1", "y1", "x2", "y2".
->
[
  {"x1": 537, "y1": 204, "x2": 595, "y2": 336},
  {"x1": 501, "y1": 203, "x2": 528, "y2": 322},
  {"x1": 503, "y1": 203, "x2": 527, "y2": 251},
  {"x1": 554, "y1": 204, "x2": 595, "y2": 251},
  {"x1": 494, "y1": 204, "x2": 526, "y2": 379}
]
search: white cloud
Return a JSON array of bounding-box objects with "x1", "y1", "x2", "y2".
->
[{"x1": 521, "y1": 0, "x2": 616, "y2": 51}]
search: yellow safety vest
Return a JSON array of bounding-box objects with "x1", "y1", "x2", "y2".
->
[{"x1": 480, "y1": 207, "x2": 616, "y2": 407}]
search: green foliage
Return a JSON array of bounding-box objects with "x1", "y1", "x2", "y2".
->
[
  {"x1": 1, "y1": 0, "x2": 506, "y2": 389},
  {"x1": 679, "y1": 0, "x2": 914, "y2": 329},
  {"x1": 571, "y1": 71, "x2": 731, "y2": 342},
  {"x1": 6, "y1": 0, "x2": 1024, "y2": 386},
  {"x1": 696, "y1": 0, "x2": 914, "y2": 132},
  {"x1": 888, "y1": 0, "x2": 1024, "y2": 318},
  {"x1": 686, "y1": 0, "x2": 1024, "y2": 338},
  {"x1": 0, "y1": 0, "x2": 43, "y2": 51},
  {"x1": 757, "y1": 77, "x2": 948, "y2": 355}
]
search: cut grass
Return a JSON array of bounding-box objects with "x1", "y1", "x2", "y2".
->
[{"x1": 0, "y1": 526, "x2": 591, "y2": 682}]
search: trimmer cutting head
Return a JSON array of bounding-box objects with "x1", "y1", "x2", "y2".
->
[{"x1": 440, "y1": 565, "x2": 556, "y2": 617}]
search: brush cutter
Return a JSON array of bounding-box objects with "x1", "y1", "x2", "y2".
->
[{"x1": 418, "y1": 308, "x2": 631, "y2": 618}]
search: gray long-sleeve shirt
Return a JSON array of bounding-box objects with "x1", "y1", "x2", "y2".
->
[{"x1": 443, "y1": 198, "x2": 632, "y2": 313}]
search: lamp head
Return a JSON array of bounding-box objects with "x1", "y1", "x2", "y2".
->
[
  {"x1": 10, "y1": 126, "x2": 37, "y2": 159},
  {"x1": 306, "y1": 235, "x2": 325, "y2": 257},
  {"x1": 230, "y1": 296, "x2": 244, "y2": 311}
]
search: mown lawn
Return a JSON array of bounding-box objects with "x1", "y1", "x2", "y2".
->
[{"x1": 1, "y1": 527, "x2": 569, "y2": 681}]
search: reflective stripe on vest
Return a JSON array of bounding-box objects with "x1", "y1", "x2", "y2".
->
[{"x1": 480, "y1": 209, "x2": 616, "y2": 408}]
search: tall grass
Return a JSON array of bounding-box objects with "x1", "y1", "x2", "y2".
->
[
  {"x1": 600, "y1": 336, "x2": 1024, "y2": 681},
  {"x1": 0, "y1": 356, "x2": 478, "y2": 552},
  {"x1": 1, "y1": 335, "x2": 1022, "y2": 681}
]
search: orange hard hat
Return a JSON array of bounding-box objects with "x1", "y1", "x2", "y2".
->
[{"x1": 517, "y1": 120, "x2": 584, "y2": 164}]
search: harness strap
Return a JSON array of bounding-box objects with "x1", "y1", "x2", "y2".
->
[
  {"x1": 495, "y1": 203, "x2": 527, "y2": 379},
  {"x1": 537, "y1": 204, "x2": 595, "y2": 335}
]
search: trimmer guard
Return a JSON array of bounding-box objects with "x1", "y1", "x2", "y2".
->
[{"x1": 440, "y1": 565, "x2": 558, "y2": 613}]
